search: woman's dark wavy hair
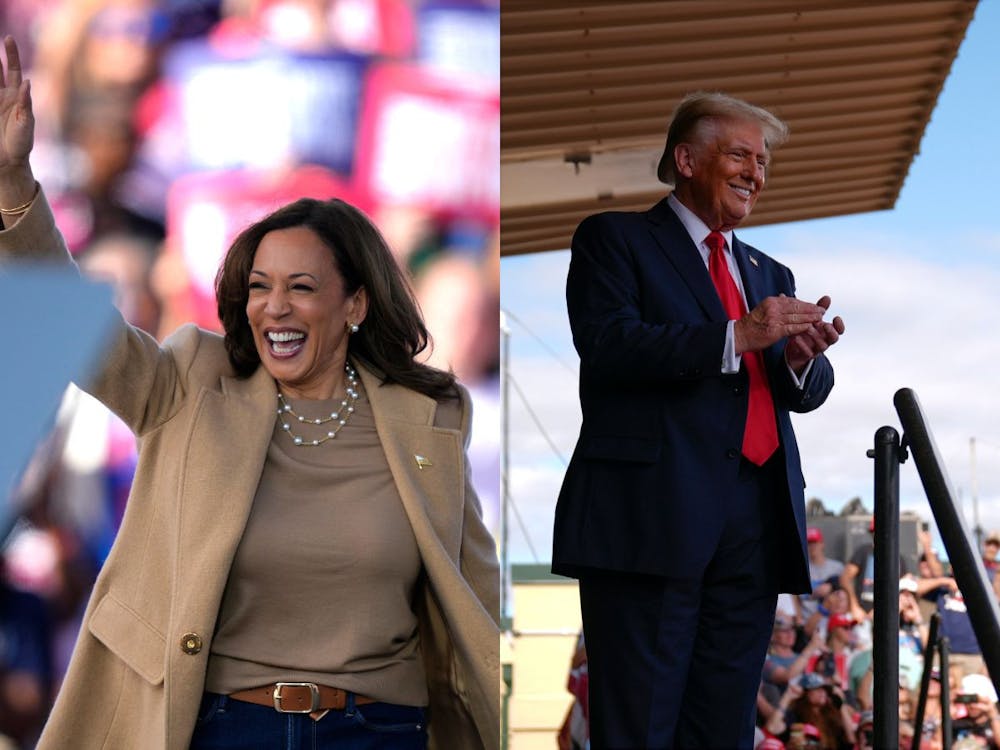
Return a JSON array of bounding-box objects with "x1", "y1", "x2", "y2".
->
[{"x1": 215, "y1": 197, "x2": 458, "y2": 400}]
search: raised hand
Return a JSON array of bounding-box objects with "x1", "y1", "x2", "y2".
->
[
  {"x1": 0, "y1": 36, "x2": 36, "y2": 222},
  {"x1": 0, "y1": 36, "x2": 33, "y2": 173}
]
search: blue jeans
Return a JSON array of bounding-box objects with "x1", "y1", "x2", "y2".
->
[{"x1": 188, "y1": 692, "x2": 427, "y2": 750}]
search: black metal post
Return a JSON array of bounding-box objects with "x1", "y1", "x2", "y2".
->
[
  {"x1": 940, "y1": 636, "x2": 952, "y2": 750},
  {"x1": 911, "y1": 613, "x2": 940, "y2": 750},
  {"x1": 870, "y1": 425, "x2": 902, "y2": 750}
]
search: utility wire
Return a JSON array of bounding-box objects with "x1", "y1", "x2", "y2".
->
[
  {"x1": 501, "y1": 469, "x2": 541, "y2": 563},
  {"x1": 500, "y1": 306, "x2": 576, "y2": 566},
  {"x1": 502, "y1": 308, "x2": 578, "y2": 376},
  {"x1": 508, "y1": 373, "x2": 569, "y2": 467}
]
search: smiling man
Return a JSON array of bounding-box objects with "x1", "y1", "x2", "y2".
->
[{"x1": 552, "y1": 92, "x2": 846, "y2": 749}]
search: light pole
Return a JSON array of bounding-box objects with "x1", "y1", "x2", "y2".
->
[
  {"x1": 500, "y1": 311, "x2": 511, "y2": 621},
  {"x1": 971, "y1": 436, "x2": 983, "y2": 551}
]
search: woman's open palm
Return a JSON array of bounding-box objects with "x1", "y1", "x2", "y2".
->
[{"x1": 0, "y1": 36, "x2": 34, "y2": 172}]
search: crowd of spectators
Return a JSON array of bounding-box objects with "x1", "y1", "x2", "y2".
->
[
  {"x1": 755, "y1": 523, "x2": 1000, "y2": 750},
  {"x1": 0, "y1": 1, "x2": 499, "y2": 746}
]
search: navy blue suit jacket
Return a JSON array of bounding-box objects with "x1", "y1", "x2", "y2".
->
[{"x1": 552, "y1": 198, "x2": 835, "y2": 593}]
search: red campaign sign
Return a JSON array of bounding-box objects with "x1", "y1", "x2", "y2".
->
[
  {"x1": 353, "y1": 63, "x2": 499, "y2": 224},
  {"x1": 165, "y1": 166, "x2": 362, "y2": 330}
]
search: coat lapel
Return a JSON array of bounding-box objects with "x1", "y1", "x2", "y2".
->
[
  {"x1": 645, "y1": 198, "x2": 727, "y2": 320},
  {"x1": 732, "y1": 234, "x2": 766, "y2": 310},
  {"x1": 732, "y1": 235, "x2": 788, "y2": 373},
  {"x1": 357, "y1": 364, "x2": 465, "y2": 560},
  {"x1": 166, "y1": 366, "x2": 276, "y2": 747},
  {"x1": 174, "y1": 366, "x2": 276, "y2": 590},
  {"x1": 357, "y1": 366, "x2": 495, "y2": 749}
]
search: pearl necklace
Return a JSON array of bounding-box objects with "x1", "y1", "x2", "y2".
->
[{"x1": 276, "y1": 364, "x2": 360, "y2": 447}]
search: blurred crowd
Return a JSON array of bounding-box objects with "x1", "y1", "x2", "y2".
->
[
  {"x1": 0, "y1": 1, "x2": 498, "y2": 746},
  {"x1": 753, "y1": 523, "x2": 1000, "y2": 750},
  {"x1": 560, "y1": 523, "x2": 1000, "y2": 750}
]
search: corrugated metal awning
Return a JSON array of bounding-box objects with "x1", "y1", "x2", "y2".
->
[{"x1": 500, "y1": 0, "x2": 977, "y2": 255}]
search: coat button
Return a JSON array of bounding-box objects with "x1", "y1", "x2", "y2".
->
[
  {"x1": 180, "y1": 633, "x2": 203, "y2": 655},
  {"x1": 726, "y1": 448, "x2": 739, "y2": 460},
  {"x1": 733, "y1": 385, "x2": 744, "y2": 395}
]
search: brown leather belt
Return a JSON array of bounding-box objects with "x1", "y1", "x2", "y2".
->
[{"x1": 229, "y1": 682, "x2": 377, "y2": 718}]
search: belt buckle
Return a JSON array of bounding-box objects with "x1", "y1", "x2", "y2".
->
[{"x1": 273, "y1": 682, "x2": 321, "y2": 713}]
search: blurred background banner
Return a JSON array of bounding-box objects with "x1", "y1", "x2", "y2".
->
[
  {"x1": 416, "y1": 0, "x2": 498, "y2": 79},
  {"x1": 354, "y1": 62, "x2": 500, "y2": 221},
  {"x1": 0, "y1": 271, "x2": 116, "y2": 537},
  {"x1": 164, "y1": 42, "x2": 369, "y2": 175}
]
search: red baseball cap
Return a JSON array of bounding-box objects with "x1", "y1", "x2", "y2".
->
[
  {"x1": 807, "y1": 527, "x2": 823, "y2": 543},
  {"x1": 828, "y1": 613, "x2": 856, "y2": 630}
]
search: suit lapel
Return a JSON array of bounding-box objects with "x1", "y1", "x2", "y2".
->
[
  {"x1": 732, "y1": 235, "x2": 787, "y2": 371},
  {"x1": 358, "y1": 364, "x2": 465, "y2": 560},
  {"x1": 645, "y1": 198, "x2": 727, "y2": 320},
  {"x1": 732, "y1": 234, "x2": 766, "y2": 310}
]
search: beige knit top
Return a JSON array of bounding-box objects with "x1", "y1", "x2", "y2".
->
[{"x1": 203, "y1": 382, "x2": 428, "y2": 706}]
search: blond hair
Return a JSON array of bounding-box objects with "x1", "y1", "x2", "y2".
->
[{"x1": 656, "y1": 92, "x2": 789, "y2": 185}]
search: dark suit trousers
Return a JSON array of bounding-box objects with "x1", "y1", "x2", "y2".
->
[{"x1": 579, "y1": 457, "x2": 787, "y2": 749}]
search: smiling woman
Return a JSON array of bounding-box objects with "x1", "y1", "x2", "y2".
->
[
  {"x1": 216, "y1": 197, "x2": 460, "y2": 405},
  {"x1": 246, "y1": 225, "x2": 367, "y2": 401},
  {"x1": 0, "y1": 35, "x2": 499, "y2": 750}
]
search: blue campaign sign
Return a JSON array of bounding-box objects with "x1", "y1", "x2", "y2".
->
[
  {"x1": 164, "y1": 38, "x2": 369, "y2": 176},
  {"x1": 0, "y1": 269, "x2": 117, "y2": 533},
  {"x1": 416, "y1": 1, "x2": 499, "y2": 83}
]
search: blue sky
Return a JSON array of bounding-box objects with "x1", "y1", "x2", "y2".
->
[{"x1": 499, "y1": 2, "x2": 1000, "y2": 564}]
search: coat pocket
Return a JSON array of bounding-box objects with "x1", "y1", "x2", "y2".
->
[{"x1": 88, "y1": 591, "x2": 166, "y2": 685}]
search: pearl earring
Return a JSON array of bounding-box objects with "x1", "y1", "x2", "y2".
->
[{"x1": 349, "y1": 322, "x2": 359, "y2": 334}]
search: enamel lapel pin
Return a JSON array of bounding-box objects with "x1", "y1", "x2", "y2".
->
[{"x1": 414, "y1": 454, "x2": 432, "y2": 470}]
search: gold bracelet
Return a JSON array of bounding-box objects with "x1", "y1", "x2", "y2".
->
[{"x1": 0, "y1": 181, "x2": 40, "y2": 215}]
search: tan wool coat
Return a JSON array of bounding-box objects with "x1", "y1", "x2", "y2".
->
[{"x1": 0, "y1": 193, "x2": 501, "y2": 750}]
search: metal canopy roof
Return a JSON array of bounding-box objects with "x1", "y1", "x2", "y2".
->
[{"x1": 500, "y1": 1, "x2": 977, "y2": 255}]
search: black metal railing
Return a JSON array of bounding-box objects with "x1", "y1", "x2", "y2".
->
[
  {"x1": 869, "y1": 425, "x2": 902, "y2": 749},
  {"x1": 871, "y1": 388, "x2": 1000, "y2": 750}
]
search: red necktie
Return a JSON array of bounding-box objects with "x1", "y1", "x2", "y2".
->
[{"x1": 705, "y1": 231, "x2": 778, "y2": 465}]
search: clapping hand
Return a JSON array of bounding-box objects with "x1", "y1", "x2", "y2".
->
[
  {"x1": 734, "y1": 294, "x2": 826, "y2": 354},
  {"x1": 784, "y1": 295, "x2": 845, "y2": 373}
]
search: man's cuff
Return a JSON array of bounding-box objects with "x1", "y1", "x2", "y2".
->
[
  {"x1": 721, "y1": 320, "x2": 741, "y2": 374},
  {"x1": 786, "y1": 358, "x2": 814, "y2": 388}
]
